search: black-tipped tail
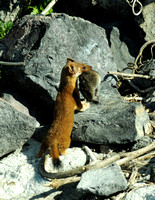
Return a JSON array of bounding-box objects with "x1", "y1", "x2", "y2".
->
[{"x1": 53, "y1": 158, "x2": 62, "y2": 169}]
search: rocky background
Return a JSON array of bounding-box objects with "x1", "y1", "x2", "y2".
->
[{"x1": 0, "y1": 0, "x2": 155, "y2": 199}]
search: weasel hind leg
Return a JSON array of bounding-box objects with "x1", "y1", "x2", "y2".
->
[
  {"x1": 58, "y1": 137, "x2": 71, "y2": 156},
  {"x1": 36, "y1": 142, "x2": 48, "y2": 158},
  {"x1": 52, "y1": 137, "x2": 71, "y2": 168}
]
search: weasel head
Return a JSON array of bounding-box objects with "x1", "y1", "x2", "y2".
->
[{"x1": 64, "y1": 58, "x2": 92, "y2": 78}]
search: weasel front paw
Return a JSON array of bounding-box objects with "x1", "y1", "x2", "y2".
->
[{"x1": 80, "y1": 101, "x2": 90, "y2": 111}]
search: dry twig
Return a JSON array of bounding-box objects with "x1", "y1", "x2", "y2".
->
[
  {"x1": 127, "y1": 167, "x2": 138, "y2": 186},
  {"x1": 45, "y1": 176, "x2": 81, "y2": 189},
  {"x1": 116, "y1": 142, "x2": 155, "y2": 166},
  {"x1": 122, "y1": 96, "x2": 143, "y2": 101},
  {"x1": 0, "y1": 61, "x2": 25, "y2": 66},
  {"x1": 40, "y1": 141, "x2": 155, "y2": 183},
  {"x1": 109, "y1": 40, "x2": 155, "y2": 95},
  {"x1": 127, "y1": 151, "x2": 155, "y2": 169},
  {"x1": 41, "y1": 0, "x2": 58, "y2": 15},
  {"x1": 82, "y1": 145, "x2": 97, "y2": 165},
  {"x1": 113, "y1": 192, "x2": 126, "y2": 200},
  {"x1": 108, "y1": 71, "x2": 153, "y2": 79}
]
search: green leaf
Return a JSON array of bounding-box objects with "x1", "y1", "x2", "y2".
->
[
  {"x1": 39, "y1": 5, "x2": 44, "y2": 12},
  {"x1": 0, "y1": 20, "x2": 13, "y2": 39},
  {"x1": 29, "y1": 6, "x2": 40, "y2": 14}
]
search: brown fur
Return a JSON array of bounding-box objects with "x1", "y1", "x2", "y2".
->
[{"x1": 36, "y1": 58, "x2": 91, "y2": 167}]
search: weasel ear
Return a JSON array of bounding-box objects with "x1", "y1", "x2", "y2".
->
[
  {"x1": 89, "y1": 65, "x2": 92, "y2": 70},
  {"x1": 67, "y1": 58, "x2": 75, "y2": 63}
]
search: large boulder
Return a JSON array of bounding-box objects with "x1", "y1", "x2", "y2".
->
[
  {"x1": 0, "y1": 98, "x2": 38, "y2": 157},
  {"x1": 0, "y1": 13, "x2": 116, "y2": 80},
  {"x1": 72, "y1": 81, "x2": 152, "y2": 145},
  {"x1": 0, "y1": 13, "x2": 117, "y2": 124},
  {"x1": 33, "y1": 81, "x2": 152, "y2": 145},
  {"x1": 0, "y1": 13, "x2": 152, "y2": 147}
]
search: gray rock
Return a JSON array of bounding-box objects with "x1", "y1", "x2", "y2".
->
[
  {"x1": 0, "y1": 13, "x2": 117, "y2": 83},
  {"x1": 72, "y1": 81, "x2": 152, "y2": 145},
  {"x1": 110, "y1": 27, "x2": 135, "y2": 72},
  {"x1": 136, "y1": 2, "x2": 155, "y2": 41},
  {"x1": 124, "y1": 185, "x2": 155, "y2": 200},
  {"x1": 2, "y1": 93, "x2": 30, "y2": 116},
  {"x1": 131, "y1": 136, "x2": 153, "y2": 151},
  {"x1": 43, "y1": 147, "x2": 87, "y2": 173},
  {"x1": 0, "y1": 138, "x2": 51, "y2": 199},
  {"x1": 0, "y1": 13, "x2": 117, "y2": 124},
  {"x1": 77, "y1": 163, "x2": 127, "y2": 196},
  {"x1": 33, "y1": 81, "x2": 152, "y2": 145},
  {"x1": 0, "y1": 138, "x2": 87, "y2": 199},
  {"x1": 0, "y1": 98, "x2": 38, "y2": 157},
  {"x1": 100, "y1": 19, "x2": 141, "y2": 73}
]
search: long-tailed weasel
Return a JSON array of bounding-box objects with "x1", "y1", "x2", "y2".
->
[
  {"x1": 36, "y1": 58, "x2": 91, "y2": 168},
  {"x1": 79, "y1": 70, "x2": 101, "y2": 103}
]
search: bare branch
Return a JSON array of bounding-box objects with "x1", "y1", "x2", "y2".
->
[
  {"x1": 116, "y1": 141, "x2": 155, "y2": 166},
  {"x1": 122, "y1": 96, "x2": 144, "y2": 101},
  {"x1": 41, "y1": 0, "x2": 58, "y2": 15},
  {"x1": 45, "y1": 176, "x2": 81, "y2": 189},
  {"x1": 82, "y1": 145, "x2": 97, "y2": 165},
  {"x1": 38, "y1": 141, "x2": 155, "y2": 180},
  {"x1": 0, "y1": 61, "x2": 25, "y2": 66},
  {"x1": 108, "y1": 71, "x2": 154, "y2": 80},
  {"x1": 127, "y1": 167, "x2": 138, "y2": 186}
]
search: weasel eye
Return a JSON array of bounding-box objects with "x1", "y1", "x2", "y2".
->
[{"x1": 82, "y1": 66, "x2": 86, "y2": 69}]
